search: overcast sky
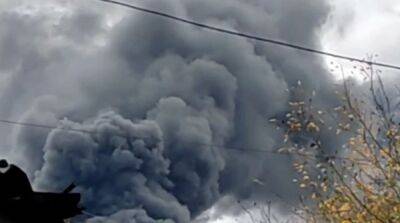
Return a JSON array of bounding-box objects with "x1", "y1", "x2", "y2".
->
[
  {"x1": 323, "y1": 0, "x2": 400, "y2": 79},
  {"x1": 205, "y1": 0, "x2": 400, "y2": 222},
  {"x1": 0, "y1": 1, "x2": 399, "y2": 223}
]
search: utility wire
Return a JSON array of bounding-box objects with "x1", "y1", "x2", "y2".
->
[
  {"x1": 82, "y1": 210, "x2": 104, "y2": 218},
  {"x1": 96, "y1": 0, "x2": 400, "y2": 71},
  {"x1": 0, "y1": 118, "x2": 367, "y2": 163}
]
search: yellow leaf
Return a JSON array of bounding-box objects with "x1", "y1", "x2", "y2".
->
[
  {"x1": 339, "y1": 203, "x2": 351, "y2": 212},
  {"x1": 306, "y1": 122, "x2": 320, "y2": 132}
]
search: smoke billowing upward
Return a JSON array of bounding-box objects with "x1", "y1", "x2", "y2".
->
[{"x1": 0, "y1": 0, "x2": 337, "y2": 222}]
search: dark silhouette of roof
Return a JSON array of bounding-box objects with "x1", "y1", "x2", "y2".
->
[{"x1": 0, "y1": 160, "x2": 83, "y2": 223}]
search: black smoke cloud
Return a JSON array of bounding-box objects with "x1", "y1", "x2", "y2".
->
[
  {"x1": 0, "y1": 0, "x2": 335, "y2": 222},
  {"x1": 35, "y1": 111, "x2": 191, "y2": 222}
]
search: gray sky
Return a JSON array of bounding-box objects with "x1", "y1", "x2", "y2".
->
[
  {"x1": 0, "y1": 1, "x2": 399, "y2": 223},
  {"x1": 323, "y1": 0, "x2": 400, "y2": 79},
  {"x1": 205, "y1": 1, "x2": 400, "y2": 222}
]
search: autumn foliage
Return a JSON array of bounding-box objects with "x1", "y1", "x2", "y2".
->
[{"x1": 272, "y1": 62, "x2": 400, "y2": 223}]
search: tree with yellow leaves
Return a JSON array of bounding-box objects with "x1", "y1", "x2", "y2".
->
[{"x1": 272, "y1": 59, "x2": 400, "y2": 222}]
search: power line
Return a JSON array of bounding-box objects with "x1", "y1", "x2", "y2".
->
[
  {"x1": 0, "y1": 118, "x2": 366, "y2": 163},
  {"x1": 96, "y1": 0, "x2": 400, "y2": 71}
]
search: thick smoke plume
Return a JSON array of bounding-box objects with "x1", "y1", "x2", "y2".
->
[{"x1": 0, "y1": 0, "x2": 337, "y2": 222}]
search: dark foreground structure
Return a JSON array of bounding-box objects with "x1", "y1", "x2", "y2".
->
[{"x1": 0, "y1": 159, "x2": 82, "y2": 223}]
